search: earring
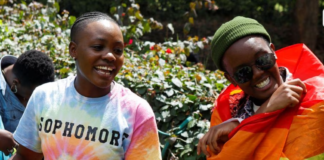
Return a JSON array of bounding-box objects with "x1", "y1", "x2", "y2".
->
[{"x1": 11, "y1": 84, "x2": 17, "y2": 93}]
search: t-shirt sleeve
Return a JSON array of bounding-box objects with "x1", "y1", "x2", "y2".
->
[
  {"x1": 13, "y1": 89, "x2": 42, "y2": 153},
  {"x1": 125, "y1": 100, "x2": 161, "y2": 160}
]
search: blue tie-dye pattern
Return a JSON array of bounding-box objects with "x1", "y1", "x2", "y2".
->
[{"x1": 13, "y1": 76, "x2": 140, "y2": 159}]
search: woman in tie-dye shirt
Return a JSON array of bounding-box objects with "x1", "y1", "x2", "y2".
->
[{"x1": 12, "y1": 11, "x2": 161, "y2": 160}]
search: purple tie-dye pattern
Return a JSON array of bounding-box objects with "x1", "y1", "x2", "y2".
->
[{"x1": 14, "y1": 76, "x2": 161, "y2": 160}]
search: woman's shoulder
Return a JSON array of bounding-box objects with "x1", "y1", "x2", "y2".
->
[
  {"x1": 113, "y1": 82, "x2": 152, "y2": 112},
  {"x1": 113, "y1": 83, "x2": 140, "y2": 99}
]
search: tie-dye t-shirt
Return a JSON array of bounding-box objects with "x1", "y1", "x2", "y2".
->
[{"x1": 13, "y1": 76, "x2": 161, "y2": 160}]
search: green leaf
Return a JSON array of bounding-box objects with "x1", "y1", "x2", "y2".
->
[
  {"x1": 151, "y1": 77, "x2": 161, "y2": 83},
  {"x1": 180, "y1": 131, "x2": 189, "y2": 138},
  {"x1": 69, "y1": 16, "x2": 76, "y2": 26},
  {"x1": 186, "y1": 94, "x2": 197, "y2": 101},
  {"x1": 180, "y1": 148, "x2": 192, "y2": 157},
  {"x1": 160, "y1": 105, "x2": 169, "y2": 110},
  {"x1": 216, "y1": 83, "x2": 224, "y2": 91},
  {"x1": 174, "y1": 143, "x2": 184, "y2": 149},
  {"x1": 172, "y1": 78, "x2": 182, "y2": 88},
  {"x1": 170, "y1": 100, "x2": 182, "y2": 107},
  {"x1": 158, "y1": 58, "x2": 165, "y2": 67},
  {"x1": 110, "y1": 7, "x2": 117, "y2": 14},
  {"x1": 170, "y1": 107, "x2": 177, "y2": 116},
  {"x1": 164, "y1": 89, "x2": 174, "y2": 97},
  {"x1": 167, "y1": 23, "x2": 174, "y2": 34},
  {"x1": 59, "y1": 68, "x2": 70, "y2": 74},
  {"x1": 142, "y1": 20, "x2": 151, "y2": 33},
  {"x1": 135, "y1": 28, "x2": 143, "y2": 37},
  {"x1": 155, "y1": 70, "x2": 165, "y2": 80},
  {"x1": 128, "y1": 16, "x2": 136, "y2": 23},
  {"x1": 54, "y1": 2, "x2": 60, "y2": 12},
  {"x1": 179, "y1": 54, "x2": 187, "y2": 64},
  {"x1": 199, "y1": 104, "x2": 213, "y2": 111},
  {"x1": 156, "y1": 94, "x2": 167, "y2": 103},
  {"x1": 136, "y1": 87, "x2": 146, "y2": 95},
  {"x1": 177, "y1": 114, "x2": 186, "y2": 121},
  {"x1": 187, "y1": 119, "x2": 196, "y2": 129},
  {"x1": 197, "y1": 120, "x2": 208, "y2": 128},
  {"x1": 183, "y1": 22, "x2": 191, "y2": 35},
  {"x1": 161, "y1": 110, "x2": 170, "y2": 119},
  {"x1": 203, "y1": 83, "x2": 212, "y2": 88},
  {"x1": 197, "y1": 41, "x2": 204, "y2": 49},
  {"x1": 186, "y1": 137, "x2": 194, "y2": 143},
  {"x1": 155, "y1": 112, "x2": 162, "y2": 122},
  {"x1": 135, "y1": 11, "x2": 143, "y2": 20},
  {"x1": 182, "y1": 155, "x2": 196, "y2": 160}
]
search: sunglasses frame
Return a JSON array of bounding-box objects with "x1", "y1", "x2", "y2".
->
[{"x1": 227, "y1": 52, "x2": 277, "y2": 84}]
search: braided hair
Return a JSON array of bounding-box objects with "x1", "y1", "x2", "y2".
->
[{"x1": 70, "y1": 11, "x2": 118, "y2": 43}]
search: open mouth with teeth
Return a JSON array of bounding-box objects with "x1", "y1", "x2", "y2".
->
[
  {"x1": 94, "y1": 66, "x2": 113, "y2": 76},
  {"x1": 255, "y1": 77, "x2": 270, "y2": 89}
]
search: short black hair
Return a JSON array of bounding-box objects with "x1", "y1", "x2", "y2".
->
[
  {"x1": 70, "y1": 11, "x2": 118, "y2": 43},
  {"x1": 12, "y1": 50, "x2": 55, "y2": 87}
]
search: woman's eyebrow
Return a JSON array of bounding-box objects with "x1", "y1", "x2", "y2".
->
[
  {"x1": 254, "y1": 47, "x2": 271, "y2": 55},
  {"x1": 91, "y1": 37, "x2": 124, "y2": 45}
]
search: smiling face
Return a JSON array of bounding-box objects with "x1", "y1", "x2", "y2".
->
[
  {"x1": 222, "y1": 36, "x2": 282, "y2": 104},
  {"x1": 69, "y1": 19, "x2": 124, "y2": 97}
]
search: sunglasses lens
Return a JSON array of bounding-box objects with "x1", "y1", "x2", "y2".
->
[
  {"x1": 256, "y1": 54, "x2": 276, "y2": 70},
  {"x1": 234, "y1": 66, "x2": 253, "y2": 83},
  {"x1": 232, "y1": 53, "x2": 276, "y2": 84}
]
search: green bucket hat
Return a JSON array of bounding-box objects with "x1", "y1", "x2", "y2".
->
[{"x1": 211, "y1": 16, "x2": 271, "y2": 70}]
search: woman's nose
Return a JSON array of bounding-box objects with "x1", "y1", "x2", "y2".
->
[
  {"x1": 103, "y1": 52, "x2": 116, "y2": 62},
  {"x1": 252, "y1": 65, "x2": 264, "y2": 80}
]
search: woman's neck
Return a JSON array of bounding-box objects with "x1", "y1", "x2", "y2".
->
[
  {"x1": 74, "y1": 77, "x2": 114, "y2": 98},
  {"x1": 250, "y1": 97, "x2": 267, "y2": 106},
  {"x1": 2, "y1": 64, "x2": 14, "y2": 85}
]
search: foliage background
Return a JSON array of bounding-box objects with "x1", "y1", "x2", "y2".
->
[
  {"x1": 34, "y1": 0, "x2": 324, "y2": 70},
  {"x1": 0, "y1": 0, "x2": 323, "y2": 160}
]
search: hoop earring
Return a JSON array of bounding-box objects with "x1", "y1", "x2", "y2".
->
[{"x1": 11, "y1": 84, "x2": 17, "y2": 93}]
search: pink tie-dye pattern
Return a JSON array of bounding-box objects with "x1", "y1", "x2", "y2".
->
[{"x1": 13, "y1": 78, "x2": 161, "y2": 159}]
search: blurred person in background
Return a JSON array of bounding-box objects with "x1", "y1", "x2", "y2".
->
[{"x1": 0, "y1": 50, "x2": 54, "y2": 159}]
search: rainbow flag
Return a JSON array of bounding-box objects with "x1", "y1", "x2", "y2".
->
[{"x1": 209, "y1": 44, "x2": 324, "y2": 160}]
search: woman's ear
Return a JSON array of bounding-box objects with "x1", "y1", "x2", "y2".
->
[
  {"x1": 10, "y1": 78, "x2": 20, "y2": 93},
  {"x1": 224, "y1": 72, "x2": 238, "y2": 87},
  {"x1": 12, "y1": 78, "x2": 19, "y2": 85},
  {"x1": 69, "y1": 41, "x2": 77, "y2": 59}
]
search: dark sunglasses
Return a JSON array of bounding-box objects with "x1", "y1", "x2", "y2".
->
[{"x1": 229, "y1": 53, "x2": 277, "y2": 84}]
